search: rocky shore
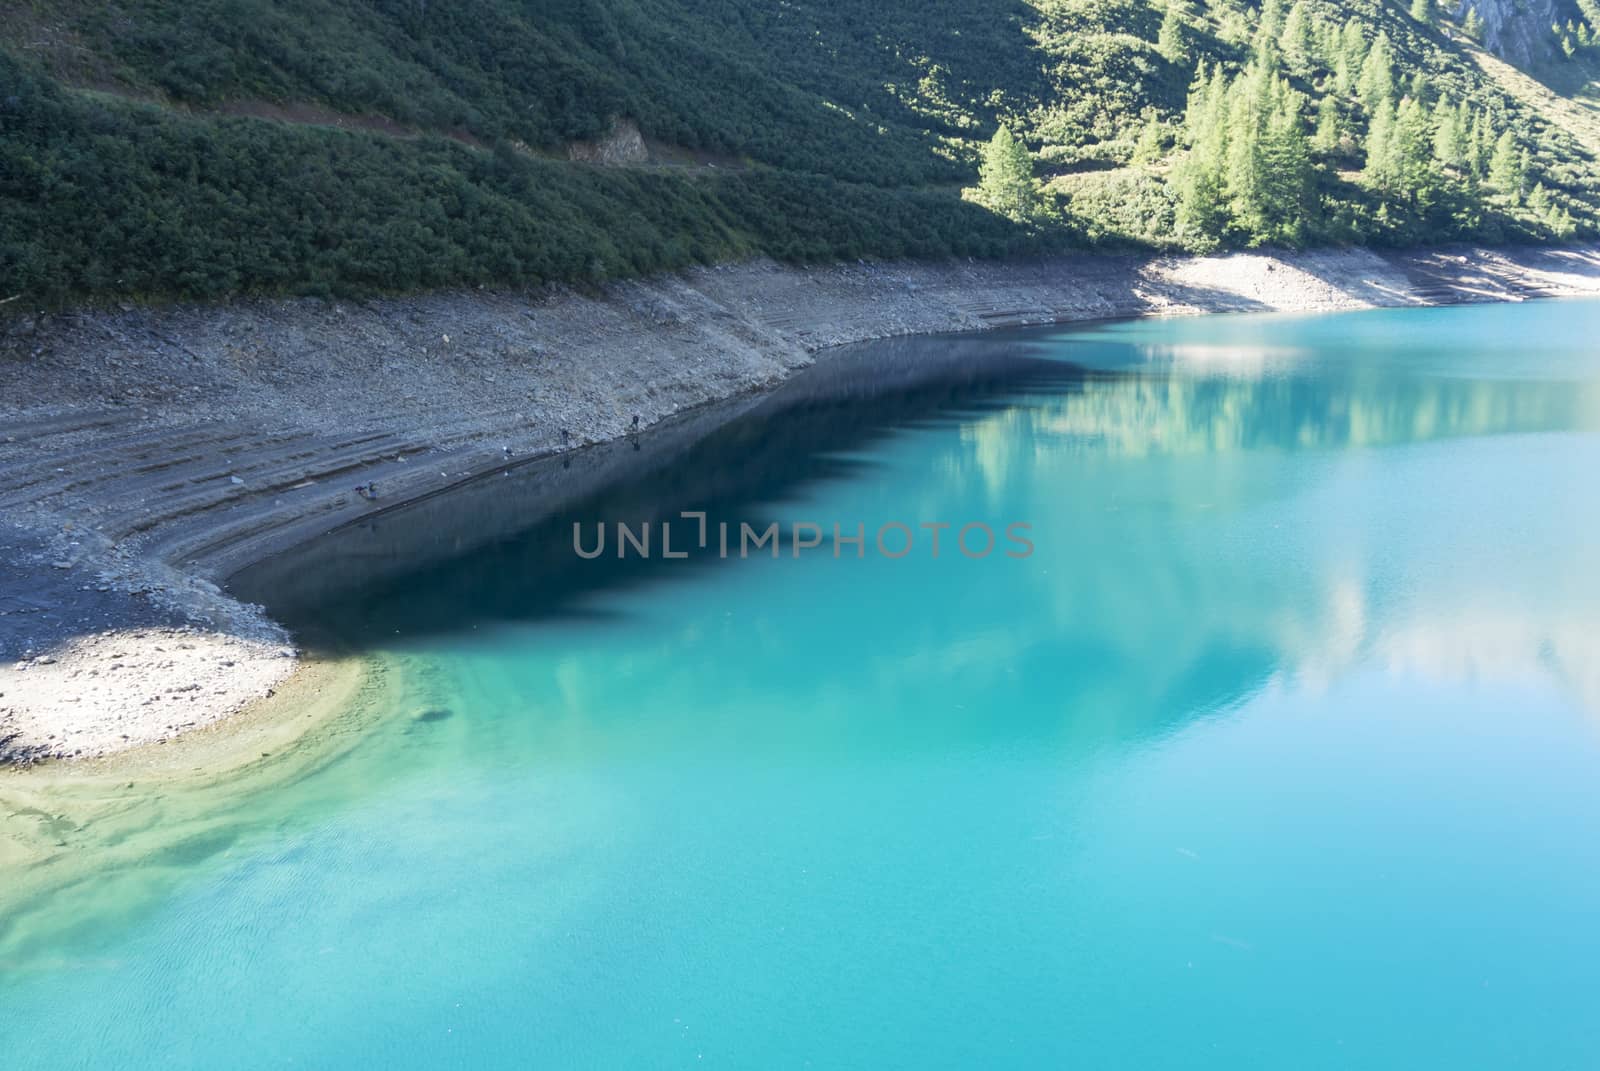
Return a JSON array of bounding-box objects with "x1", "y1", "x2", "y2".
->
[{"x1": 3, "y1": 244, "x2": 1599, "y2": 763}]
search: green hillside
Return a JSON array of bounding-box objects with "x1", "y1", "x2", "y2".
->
[{"x1": 3, "y1": 0, "x2": 1599, "y2": 307}]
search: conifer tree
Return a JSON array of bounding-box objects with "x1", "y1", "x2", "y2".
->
[
  {"x1": 1159, "y1": 0, "x2": 1192, "y2": 65},
  {"x1": 1225, "y1": 69, "x2": 1271, "y2": 233},
  {"x1": 1391, "y1": 95, "x2": 1436, "y2": 200},
  {"x1": 1580, "y1": 0, "x2": 1600, "y2": 31},
  {"x1": 1174, "y1": 66, "x2": 1233, "y2": 243},
  {"x1": 1432, "y1": 97, "x2": 1467, "y2": 167},
  {"x1": 1282, "y1": 2, "x2": 1315, "y2": 70},
  {"x1": 1256, "y1": 0, "x2": 1288, "y2": 49},
  {"x1": 1134, "y1": 115, "x2": 1168, "y2": 163},
  {"x1": 1469, "y1": 111, "x2": 1492, "y2": 177},
  {"x1": 1410, "y1": 0, "x2": 1436, "y2": 27},
  {"x1": 976, "y1": 125, "x2": 1041, "y2": 220},
  {"x1": 1489, "y1": 130, "x2": 1524, "y2": 201},
  {"x1": 1215, "y1": 0, "x2": 1251, "y2": 46},
  {"x1": 1359, "y1": 32, "x2": 1397, "y2": 108},
  {"x1": 1315, "y1": 95, "x2": 1343, "y2": 152},
  {"x1": 1364, "y1": 98, "x2": 1398, "y2": 188},
  {"x1": 1337, "y1": 20, "x2": 1367, "y2": 94},
  {"x1": 1260, "y1": 85, "x2": 1315, "y2": 242}
]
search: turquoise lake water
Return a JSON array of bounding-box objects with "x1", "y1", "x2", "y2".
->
[{"x1": 5, "y1": 301, "x2": 1600, "y2": 1067}]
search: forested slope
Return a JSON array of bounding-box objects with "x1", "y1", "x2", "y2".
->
[{"x1": 3, "y1": 0, "x2": 1600, "y2": 307}]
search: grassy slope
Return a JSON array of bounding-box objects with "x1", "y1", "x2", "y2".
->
[{"x1": 2, "y1": 0, "x2": 1598, "y2": 307}]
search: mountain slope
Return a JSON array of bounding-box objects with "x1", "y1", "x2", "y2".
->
[{"x1": 3, "y1": 0, "x2": 1599, "y2": 308}]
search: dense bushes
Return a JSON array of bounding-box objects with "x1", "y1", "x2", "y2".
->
[
  {"x1": 4, "y1": 0, "x2": 1600, "y2": 309},
  {"x1": 0, "y1": 52, "x2": 1049, "y2": 307}
]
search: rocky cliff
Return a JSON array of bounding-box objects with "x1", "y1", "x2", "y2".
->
[{"x1": 1459, "y1": 0, "x2": 1576, "y2": 68}]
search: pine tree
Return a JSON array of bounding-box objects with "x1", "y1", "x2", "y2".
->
[
  {"x1": 1489, "y1": 129, "x2": 1524, "y2": 201},
  {"x1": 1410, "y1": 0, "x2": 1436, "y2": 27},
  {"x1": 1432, "y1": 97, "x2": 1466, "y2": 167},
  {"x1": 1215, "y1": 0, "x2": 1251, "y2": 47},
  {"x1": 1174, "y1": 66, "x2": 1233, "y2": 244},
  {"x1": 1337, "y1": 19, "x2": 1367, "y2": 94},
  {"x1": 1469, "y1": 111, "x2": 1492, "y2": 178},
  {"x1": 1134, "y1": 115, "x2": 1168, "y2": 163},
  {"x1": 1579, "y1": 0, "x2": 1600, "y2": 31},
  {"x1": 1391, "y1": 95, "x2": 1436, "y2": 200},
  {"x1": 1314, "y1": 95, "x2": 1343, "y2": 152},
  {"x1": 1225, "y1": 69, "x2": 1270, "y2": 234},
  {"x1": 976, "y1": 125, "x2": 1040, "y2": 220},
  {"x1": 1359, "y1": 32, "x2": 1396, "y2": 108},
  {"x1": 1159, "y1": 0, "x2": 1192, "y2": 65},
  {"x1": 1260, "y1": 85, "x2": 1315, "y2": 242},
  {"x1": 1255, "y1": 0, "x2": 1288, "y2": 53},
  {"x1": 1315, "y1": 17, "x2": 1340, "y2": 67},
  {"x1": 1364, "y1": 98, "x2": 1397, "y2": 189},
  {"x1": 1463, "y1": 6, "x2": 1485, "y2": 42},
  {"x1": 1282, "y1": 2, "x2": 1315, "y2": 70}
]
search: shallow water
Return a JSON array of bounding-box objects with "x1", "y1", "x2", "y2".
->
[{"x1": 5, "y1": 302, "x2": 1600, "y2": 1068}]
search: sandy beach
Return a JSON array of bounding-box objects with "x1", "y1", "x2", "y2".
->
[{"x1": 3, "y1": 244, "x2": 1600, "y2": 764}]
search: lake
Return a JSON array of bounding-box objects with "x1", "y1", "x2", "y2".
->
[{"x1": 4, "y1": 300, "x2": 1600, "y2": 1068}]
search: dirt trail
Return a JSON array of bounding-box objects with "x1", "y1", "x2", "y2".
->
[{"x1": 3, "y1": 245, "x2": 1599, "y2": 762}]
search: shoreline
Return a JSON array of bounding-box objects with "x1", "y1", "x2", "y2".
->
[
  {"x1": 4, "y1": 244, "x2": 1600, "y2": 765},
  {"x1": 0, "y1": 653, "x2": 377, "y2": 952}
]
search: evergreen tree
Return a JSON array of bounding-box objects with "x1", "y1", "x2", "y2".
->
[
  {"x1": 1159, "y1": 0, "x2": 1192, "y2": 65},
  {"x1": 1410, "y1": 0, "x2": 1436, "y2": 27},
  {"x1": 1432, "y1": 97, "x2": 1467, "y2": 166},
  {"x1": 976, "y1": 125, "x2": 1040, "y2": 220},
  {"x1": 1214, "y1": 0, "x2": 1252, "y2": 46},
  {"x1": 1255, "y1": 0, "x2": 1288, "y2": 52},
  {"x1": 1260, "y1": 85, "x2": 1316, "y2": 242},
  {"x1": 1174, "y1": 65, "x2": 1233, "y2": 244},
  {"x1": 1164, "y1": 0, "x2": 1190, "y2": 64},
  {"x1": 1337, "y1": 20, "x2": 1368, "y2": 95},
  {"x1": 1225, "y1": 69, "x2": 1271, "y2": 234},
  {"x1": 1580, "y1": 0, "x2": 1600, "y2": 30},
  {"x1": 1489, "y1": 130, "x2": 1524, "y2": 200},
  {"x1": 1469, "y1": 111, "x2": 1492, "y2": 177},
  {"x1": 1315, "y1": 94, "x2": 1344, "y2": 152},
  {"x1": 1391, "y1": 95, "x2": 1436, "y2": 200},
  {"x1": 1282, "y1": 2, "x2": 1315, "y2": 70},
  {"x1": 1463, "y1": 6, "x2": 1485, "y2": 41},
  {"x1": 1359, "y1": 32, "x2": 1397, "y2": 108},
  {"x1": 1364, "y1": 98, "x2": 1398, "y2": 188},
  {"x1": 1134, "y1": 115, "x2": 1168, "y2": 163}
]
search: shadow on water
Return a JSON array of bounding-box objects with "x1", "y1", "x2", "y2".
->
[
  {"x1": 231, "y1": 333, "x2": 1091, "y2": 652},
  {"x1": 233, "y1": 306, "x2": 1600, "y2": 656}
]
